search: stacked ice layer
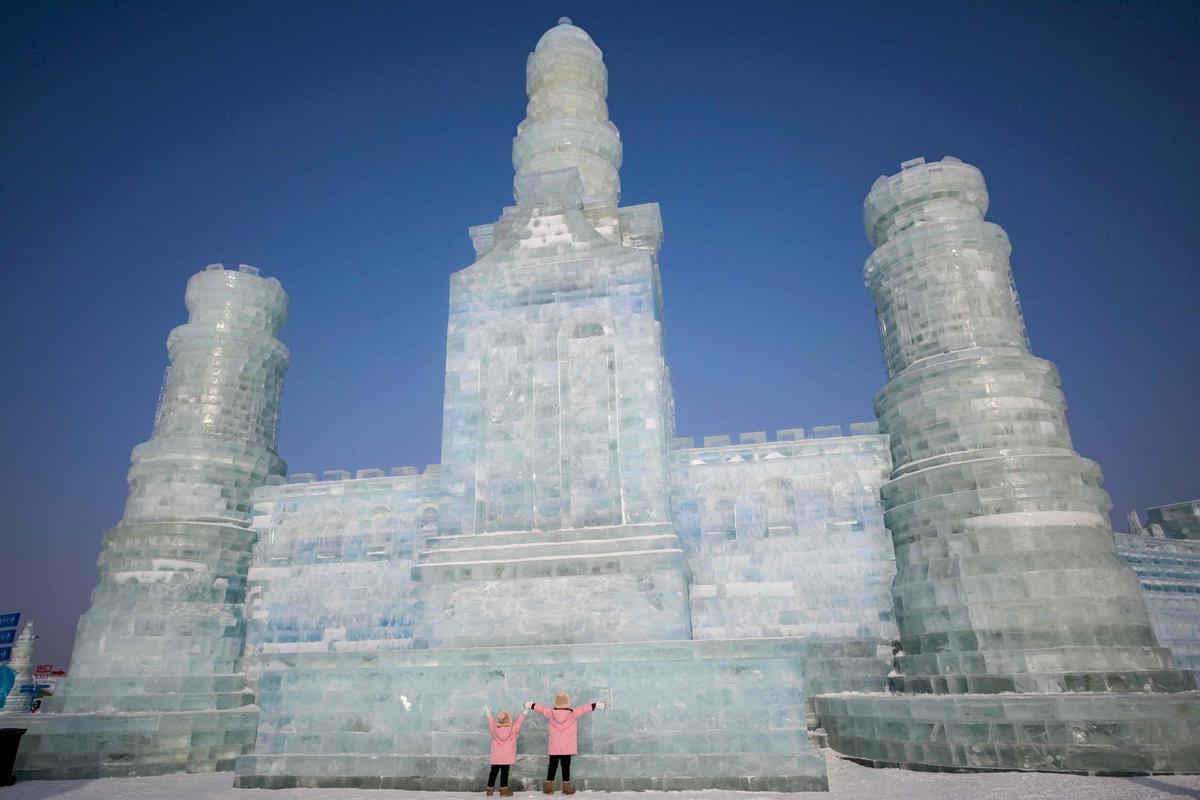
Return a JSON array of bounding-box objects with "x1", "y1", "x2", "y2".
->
[
  {"x1": 864, "y1": 157, "x2": 1183, "y2": 693},
  {"x1": 22, "y1": 265, "x2": 288, "y2": 777},
  {"x1": 514, "y1": 18, "x2": 621, "y2": 208},
  {"x1": 61, "y1": 265, "x2": 288, "y2": 694}
]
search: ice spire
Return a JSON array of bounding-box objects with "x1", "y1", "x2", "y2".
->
[{"x1": 512, "y1": 18, "x2": 623, "y2": 208}]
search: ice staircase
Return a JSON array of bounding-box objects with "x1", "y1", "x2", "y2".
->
[
  {"x1": 411, "y1": 523, "x2": 694, "y2": 647},
  {"x1": 413, "y1": 522, "x2": 687, "y2": 580}
]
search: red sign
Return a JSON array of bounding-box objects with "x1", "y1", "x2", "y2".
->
[{"x1": 35, "y1": 664, "x2": 54, "y2": 676}]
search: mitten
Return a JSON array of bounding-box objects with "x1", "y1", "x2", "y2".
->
[
  {"x1": 523, "y1": 700, "x2": 533, "y2": 709},
  {"x1": 596, "y1": 700, "x2": 608, "y2": 710}
]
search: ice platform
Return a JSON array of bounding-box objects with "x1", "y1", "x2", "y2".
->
[
  {"x1": 9, "y1": 707, "x2": 259, "y2": 780},
  {"x1": 236, "y1": 638, "x2": 829, "y2": 791},
  {"x1": 814, "y1": 690, "x2": 1200, "y2": 774}
]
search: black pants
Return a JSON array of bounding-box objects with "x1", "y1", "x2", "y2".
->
[
  {"x1": 546, "y1": 754, "x2": 572, "y2": 781},
  {"x1": 487, "y1": 764, "x2": 510, "y2": 788}
]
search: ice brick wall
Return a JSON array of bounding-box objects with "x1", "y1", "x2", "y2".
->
[
  {"x1": 669, "y1": 426, "x2": 898, "y2": 642},
  {"x1": 244, "y1": 467, "x2": 440, "y2": 683},
  {"x1": 1115, "y1": 532, "x2": 1200, "y2": 680},
  {"x1": 237, "y1": 639, "x2": 828, "y2": 791},
  {"x1": 864, "y1": 157, "x2": 1185, "y2": 693}
]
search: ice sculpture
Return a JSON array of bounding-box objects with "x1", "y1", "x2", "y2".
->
[
  {"x1": 16, "y1": 264, "x2": 288, "y2": 777},
  {"x1": 234, "y1": 19, "x2": 895, "y2": 791},
  {"x1": 0, "y1": 622, "x2": 36, "y2": 712},
  {"x1": 20, "y1": 17, "x2": 1197, "y2": 791},
  {"x1": 815, "y1": 157, "x2": 1200, "y2": 773}
]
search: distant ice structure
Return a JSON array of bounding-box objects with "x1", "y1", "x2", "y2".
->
[
  {"x1": 816, "y1": 156, "x2": 1200, "y2": 774},
  {"x1": 16, "y1": 265, "x2": 289, "y2": 777},
  {"x1": 1115, "y1": 532, "x2": 1200, "y2": 682},
  {"x1": 0, "y1": 622, "x2": 36, "y2": 712},
  {"x1": 1147, "y1": 499, "x2": 1200, "y2": 540}
]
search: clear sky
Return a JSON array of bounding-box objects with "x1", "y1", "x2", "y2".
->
[{"x1": 2, "y1": 1, "x2": 1197, "y2": 667}]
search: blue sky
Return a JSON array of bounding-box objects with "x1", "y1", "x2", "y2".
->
[{"x1": 2, "y1": 1, "x2": 1197, "y2": 666}]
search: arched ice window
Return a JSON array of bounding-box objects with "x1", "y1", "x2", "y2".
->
[
  {"x1": 758, "y1": 477, "x2": 798, "y2": 535},
  {"x1": 315, "y1": 510, "x2": 344, "y2": 561},
  {"x1": 697, "y1": 483, "x2": 736, "y2": 541},
  {"x1": 364, "y1": 506, "x2": 393, "y2": 560},
  {"x1": 266, "y1": 514, "x2": 293, "y2": 564}
]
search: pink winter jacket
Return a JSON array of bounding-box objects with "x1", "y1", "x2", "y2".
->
[
  {"x1": 488, "y1": 713, "x2": 526, "y2": 765},
  {"x1": 533, "y1": 703, "x2": 595, "y2": 756}
]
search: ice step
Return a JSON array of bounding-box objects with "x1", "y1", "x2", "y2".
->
[
  {"x1": 417, "y1": 532, "x2": 679, "y2": 564},
  {"x1": 420, "y1": 522, "x2": 677, "y2": 551}
]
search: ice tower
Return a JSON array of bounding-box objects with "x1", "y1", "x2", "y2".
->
[
  {"x1": 423, "y1": 16, "x2": 690, "y2": 646},
  {"x1": 18, "y1": 264, "x2": 289, "y2": 777},
  {"x1": 815, "y1": 157, "x2": 1200, "y2": 773}
]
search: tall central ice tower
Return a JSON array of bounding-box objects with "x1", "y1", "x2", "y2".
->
[{"x1": 417, "y1": 18, "x2": 690, "y2": 646}]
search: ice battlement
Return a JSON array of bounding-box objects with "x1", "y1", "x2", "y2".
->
[
  {"x1": 258, "y1": 465, "x2": 441, "y2": 493},
  {"x1": 863, "y1": 155, "x2": 989, "y2": 248},
  {"x1": 670, "y1": 421, "x2": 882, "y2": 452}
]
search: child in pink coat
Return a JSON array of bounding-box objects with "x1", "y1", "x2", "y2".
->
[
  {"x1": 484, "y1": 706, "x2": 526, "y2": 796},
  {"x1": 524, "y1": 692, "x2": 608, "y2": 795}
]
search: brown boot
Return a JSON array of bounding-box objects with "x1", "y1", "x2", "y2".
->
[
  {"x1": 486, "y1": 789, "x2": 494, "y2": 797},
  {"x1": 543, "y1": 780, "x2": 555, "y2": 794},
  {"x1": 499, "y1": 789, "x2": 513, "y2": 797},
  {"x1": 563, "y1": 781, "x2": 576, "y2": 795}
]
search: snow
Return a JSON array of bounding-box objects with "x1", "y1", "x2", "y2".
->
[{"x1": 5, "y1": 753, "x2": 1200, "y2": 800}]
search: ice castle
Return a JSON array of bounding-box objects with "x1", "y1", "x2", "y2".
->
[{"x1": 10, "y1": 17, "x2": 1200, "y2": 790}]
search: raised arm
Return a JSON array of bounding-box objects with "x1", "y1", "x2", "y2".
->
[
  {"x1": 512, "y1": 712, "x2": 527, "y2": 734},
  {"x1": 528, "y1": 701, "x2": 552, "y2": 720}
]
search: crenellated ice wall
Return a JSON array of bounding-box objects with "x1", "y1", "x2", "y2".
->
[
  {"x1": 669, "y1": 425, "x2": 897, "y2": 643},
  {"x1": 241, "y1": 467, "x2": 441, "y2": 688}
]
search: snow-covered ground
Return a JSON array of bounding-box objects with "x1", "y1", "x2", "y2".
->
[{"x1": 4, "y1": 753, "x2": 1200, "y2": 800}]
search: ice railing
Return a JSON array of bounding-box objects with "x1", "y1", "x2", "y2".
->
[
  {"x1": 670, "y1": 421, "x2": 881, "y2": 452},
  {"x1": 264, "y1": 464, "x2": 442, "y2": 487}
]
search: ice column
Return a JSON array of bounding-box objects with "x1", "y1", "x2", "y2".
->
[
  {"x1": 1, "y1": 622, "x2": 36, "y2": 712},
  {"x1": 59, "y1": 264, "x2": 289, "y2": 705},
  {"x1": 864, "y1": 158, "x2": 1188, "y2": 693}
]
